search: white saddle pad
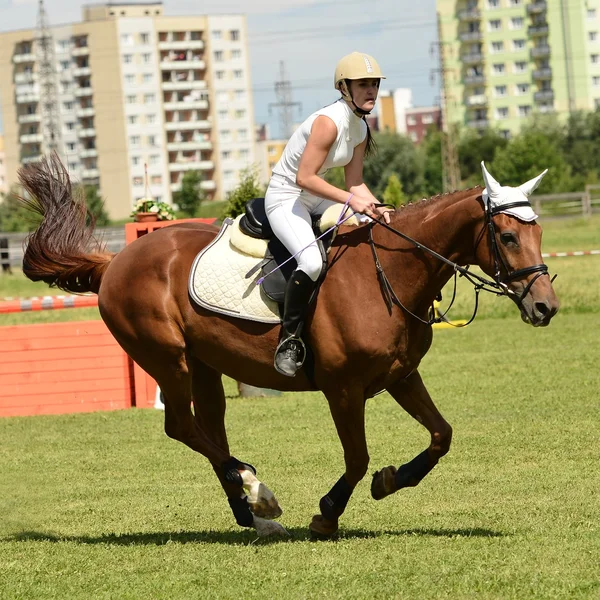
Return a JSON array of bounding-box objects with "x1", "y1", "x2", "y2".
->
[{"x1": 189, "y1": 218, "x2": 281, "y2": 323}]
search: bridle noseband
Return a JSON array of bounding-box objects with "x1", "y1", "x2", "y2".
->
[{"x1": 368, "y1": 200, "x2": 556, "y2": 327}]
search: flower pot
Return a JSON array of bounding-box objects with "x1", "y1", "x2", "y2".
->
[{"x1": 134, "y1": 212, "x2": 159, "y2": 223}]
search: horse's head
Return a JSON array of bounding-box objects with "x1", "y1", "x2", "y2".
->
[{"x1": 474, "y1": 163, "x2": 559, "y2": 327}]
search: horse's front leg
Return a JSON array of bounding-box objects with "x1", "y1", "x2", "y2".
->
[
  {"x1": 309, "y1": 387, "x2": 369, "y2": 538},
  {"x1": 371, "y1": 370, "x2": 453, "y2": 500}
]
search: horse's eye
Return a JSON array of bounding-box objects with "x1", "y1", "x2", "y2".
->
[{"x1": 500, "y1": 232, "x2": 518, "y2": 247}]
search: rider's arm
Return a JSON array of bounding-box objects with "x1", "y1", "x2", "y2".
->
[
  {"x1": 344, "y1": 137, "x2": 378, "y2": 203},
  {"x1": 296, "y1": 116, "x2": 353, "y2": 204}
]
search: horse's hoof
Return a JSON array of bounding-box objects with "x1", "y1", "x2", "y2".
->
[
  {"x1": 253, "y1": 515, "x2": 289, "y2": 538},
  {"x1": 308, "y1": 514, "x2": 339, "y2": 539},
  {"x1": 249, "y1": 498, "x2": 283, "y2": 520},
  {"x1": 371, "y1": 466, "x2": 397, "y2": 500}
]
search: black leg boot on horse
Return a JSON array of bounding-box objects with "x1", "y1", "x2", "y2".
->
[{"x1": 274, "y1": 269, "x2": 318, "y2": 377}]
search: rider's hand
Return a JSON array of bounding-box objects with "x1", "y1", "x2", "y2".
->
[{"x1": 349, "y1": 194, "x2": 392, "y2": 224}]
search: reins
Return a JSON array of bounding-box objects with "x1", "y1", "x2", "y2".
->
[{"x1": 368, "y1": 201, "x2": 555, "y2": 327}]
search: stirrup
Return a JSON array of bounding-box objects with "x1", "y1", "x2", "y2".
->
[{"x1": 274, "y1": 336, "x2": 306, "y2": 377}]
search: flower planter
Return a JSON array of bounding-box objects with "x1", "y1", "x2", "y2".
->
[{"x1": 134, "y1": 212, "x2": 159, "y2": 223}]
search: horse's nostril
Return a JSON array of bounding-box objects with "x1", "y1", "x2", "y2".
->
[{"x1": 535, "y1": 301, "x2": 549, "y2": 317}]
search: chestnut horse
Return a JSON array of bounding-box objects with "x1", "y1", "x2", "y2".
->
[{"x1": 19, "y1": 156, "x2": 559, "y2": 538}]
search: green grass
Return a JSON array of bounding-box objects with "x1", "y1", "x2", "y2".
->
[{"x1": 1, "y1": 313, "x2": 599, "y2": 599}]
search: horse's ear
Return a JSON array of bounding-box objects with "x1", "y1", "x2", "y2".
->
[
  {"x1": 518, "y1": 169, "x2": 548, "y2": 197},
  {"x1": 480, "y1": 162, "x2": 502, "y2": 198}
]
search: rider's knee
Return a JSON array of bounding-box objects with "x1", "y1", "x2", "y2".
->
[{"x1": 296, "y1": 249, "x2": 323, "y2": 282}]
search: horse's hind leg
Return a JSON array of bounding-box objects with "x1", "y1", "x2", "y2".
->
[
  {"x1": 371, "y1": 370, "x2": 453, "y2": 500},
  {"x1": 189, "y1": 359, "x2": 286, "y2": 536}
]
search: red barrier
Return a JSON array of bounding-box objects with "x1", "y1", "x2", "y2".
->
[
  {"x1": 542, "y1": 250, "x2": 600, "y2": 258},
  {"x1": 0, "y1": 295, "x2": 98, "y2": 314}
]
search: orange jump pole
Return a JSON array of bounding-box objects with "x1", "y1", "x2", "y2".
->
[{"x1": 0, "y1": 295, "x2": 99, "y2": 314}]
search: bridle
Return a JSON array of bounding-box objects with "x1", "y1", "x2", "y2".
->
[{"x1": 367, "y1": 200, "x2": 555, "y2": 327}]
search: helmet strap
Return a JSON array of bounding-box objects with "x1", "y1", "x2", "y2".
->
[{"x1": 339, "y1": 80, "x2": 372, "y2": 116}]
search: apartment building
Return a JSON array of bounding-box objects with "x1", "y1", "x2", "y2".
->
[
  {"x1": 437, "y1": 0, "x2": 600, "y2": 136},
  {"x1": 0, "y1": 136, "x2": 6, "y2": 196},
  {"x1": 0, "y1": 2, "x2": 256, "y2": 219},
  {"x1": 405, "y1": 106, "x2": 443, "y2": 143}
]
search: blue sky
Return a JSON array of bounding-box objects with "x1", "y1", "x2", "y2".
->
[{"x1": 0, "y1": 0, "x2": 438, "y2": 136}]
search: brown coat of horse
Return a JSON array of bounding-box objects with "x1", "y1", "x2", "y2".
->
[{"x1": 19, "y1": 156, "x2": 559, "y2": 538}]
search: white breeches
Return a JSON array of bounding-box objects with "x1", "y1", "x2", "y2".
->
[{"x1": 265, "y1": 174, "x2": 338, "y2": 282}]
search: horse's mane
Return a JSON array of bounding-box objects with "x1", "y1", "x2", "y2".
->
[{"x1": 391, "y1": 186, "x2": 484, "y2": 224}]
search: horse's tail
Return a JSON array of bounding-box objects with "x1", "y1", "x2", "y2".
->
[{"x1": 18, "y1": 153, "x2": 115, "y2": 295}]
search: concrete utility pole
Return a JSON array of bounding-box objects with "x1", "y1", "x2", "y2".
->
[
  {"x1": 36, "y1": 0, "x2": 62, "y2": 155},
  {"x1": 268, "y1": 61, "x2": 302, "y2": 139},
  {"x1": 433, "y1": 12, "x2": 460, "y2": 193}
]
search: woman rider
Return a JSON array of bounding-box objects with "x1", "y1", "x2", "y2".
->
[{"x1": 265, "y1": 52, "x2": 392, "y2": 377}]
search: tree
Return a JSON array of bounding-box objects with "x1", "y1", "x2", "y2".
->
[
  {"x1": 457, "y1": 127, "x2": 509, "y2": 187},
  {"x1": 81, "y1": 185, "x2": 110, "y2": 226},
  {"x1": 382, "y1": 174, "x2": 407, "y2": 207},
  {"x1": 420, "y1": 129, "x2": 443, "y2": 197},
  {"x1": 363, "y1": 132, "x2": 424, "y2": 200},
  {"x1": 173, "y1": 170, "x2": 205, "y2": 217},
  {"x1": 222, "y1": 166, "x2": 265, "y2": 219},
  {"x1": 490, "y1": 128, "x2": 575, "y2": 194},
  {"x1": 0, "y1": 187, "x2": 40, "y2": 232}
]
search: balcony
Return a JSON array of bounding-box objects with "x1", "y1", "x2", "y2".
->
[
  {"x1": 16, "y1": 92, "x2": 40, "y2": 104},
  {"x1": 169, "y1": 160, "x2": 214, "y2": 172},
  {"x1": 165, "y1": 119, "x2": 210, "y2": 131},
  {"x1": 533, "y1": 67, "x2": 552, "y2": 80},
  {"x1": 161, "y1": 80, "x2": 207, "y2": 92},
  {"x1": 459, "y1": 31, "x2": 483, "y2": 42},
  {"x1": 461, "y1": 52, "x2": 484, "y2": 65},
  {"x1": 78, "y1": 128, "x2": 96, "y2": 138},
  {"x1": 163, "y1": 99, "x2": 208, "y2": 111},
  {"x1": 200, "y1": 180, "x2": 216, "y2": 191},
  {"x1": 528, "y1": 24, "x2": 549, "y2": 36},
  {"x1": 18, "y1": 113, "x2": 41, "y2": 124},
  {"x1": 73, "y1": 66, "x2": 91, "y2": 77},
  {"x1": 466, "y1": 94, "x2": 488, "y2": 107},
  {"x1": 82, "y1": 168, "x2": 100, "y2": 179},
  {"x1": 166, "y1": 141, "x2": 212, "y2": 152},
  {"x1": 13, "y1": 53, "x2": 36, "y2": 64},
  {"x1": 76, "y1": 107, "x2": 95, "y2": 118},
  {"x1": 467, "y1": 118, "x2": 489, "y2": 129},
  {"x1": 457, "y1": 8, "x2": 481, "y2": 21},
  {"x1": 527, "y1": 2, "x2": 547, "y2": 15},
  {"x1": 158, "y1": 40, "x2": 205, "y2": 51},
  {"x1": 534, "y1": 89, "x2": 554, "y2": 102},
  {"x1": 80, "y1": 148, "x2": 98, "y2": 158},
  {"x1": 464, "y1": 73, "x2": 486, "y2": 85},
  {"x1": 72, "y1": 46, "x2": 89, "y2": 57},
  {"x1": 160, "y1": 59, "x2": 206, "y2": 71},
  {"x1": 22, "y1": 154, "x2": 42, "y2": 164},
  {"x1": 531, "y1": 45, "x2": 550, "y2": 58},
  {"x1": 14, "y1": 72, "x2": 36, "y2": 84},
  {"x1": 75, "y1": 86, "x2": 93, "y2": 97},
  {"x1": 20, "y1": 133, "x2": 44, "y2": 144}
]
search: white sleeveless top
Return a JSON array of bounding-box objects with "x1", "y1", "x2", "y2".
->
[{"x1": 271, "y1": 99, "x2": 368, "y2": 184}]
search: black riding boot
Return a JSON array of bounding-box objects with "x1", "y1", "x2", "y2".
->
[{"x1": 274, "y1": 270, "x2": 317, "y2": 377}]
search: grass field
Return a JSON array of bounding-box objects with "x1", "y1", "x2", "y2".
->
[{"x1": 1, "y1": 313, "x2": 599, "y2": 599}]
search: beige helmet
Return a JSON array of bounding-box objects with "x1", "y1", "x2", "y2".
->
[{"x1": 334, "y1": 52, "x2": 386, "y2": 101}]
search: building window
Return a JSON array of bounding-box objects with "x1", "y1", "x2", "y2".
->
[
  {"x1": 488, "y1": 0, "x2": 499, "y2": 7},
  {"x1": 222, "y1": 150, "x2": 232, "y2": 160},
  {"x1": 128, "y1": 115, "x2": 138, "y2": 124},
  {"x1": 147, "y1": 135, "x2": 157, "y2": 146},
  {"x1": 491, "y1": 41, "x2": 504, "y2": 53},
  {"x1": 496, "y1": 107, "x2": 509, "y2": 119},
  {"x1": 69, "y1": 163, "x2": 78, "y2": 172},
  {"x1": 493, "y1": 63, "x2": 505, "y2": 74},
  {"x1": 123, "y1": 54, "x2": 133, "y2": 64},
  {"x1": 67, "y1": 142, "x2": 76, "y2": 151},
  {"x1": 422, "y1": 114, "x2": 434, "y2": 125},
  {"x1": 149, "y1": 154, "x2": 160, "y2": 165},
  {"x1": 121, "y1": 33, "x2": 134, "y2": 46},
  {"x1": 514, "y1": 61, "x2": 527, "y2": 73},
  {"x1": 140, "y1": 32, "x2": 150, "y2": 44},
  {"x1": 144, "y1": 93, "x2": 156, "y2": 103},
  {"x1": 130, "y1": 135, "x2": 141, "y2": 146},
  {"x1": 489, "y1": 19, "x2": 501, "y2": 32},
  {"x1": 513, "y1": 39, "x2": 526, "y2": 51},
  {"x1": 590, "y1": 32, "x2": 598, "y2": 42},
  {"x1": 591, "y1": 54, "x2": 600, "y2": 64},
  {"x1": 235, "y1": 89, "x2": 246, "y2": 101},
  {"x1": 500, "y1": 130, "x2": 511, "y2": 139},
  {"x1": 146, "y1": 114, "x2": 156, "y2": 124},
  {"x1": 239, "y1": 148, "x2": 249, "y2": 159},
  {"x1": 142, "y1": 53, "x2": 152, "y2": 63},
  {"x1": 516, "y1": 83, "x2": 529, "y2": 94},
  {"x1": 143, "y1": 73, "x2": 153, "y2": 83},
  {"x1": 595, "y1": 99, "x2": 600, "y2": 109},
  {"x1": 238, "y1": 128, "x2": 248, "y2": 140},
  {"x1": 125, "y1": 74, "x2": 135, "y2": 85},
  {"x1": 495, "y1": 85, "x2": 507, "y2": 96},
  {"x1": 215, "y1": 70, "x2": 225, "y2": 80},
  {"x1": 235, "y1": 109, "x2": 246, "y2": 118},
  {"x1": 407, "y1": 116, "x2": 417, "y2": 126},
  {"x1": 510, "y1": 17, "x2": 524, "y2": 30},
  {"x1": 151, "y1": 175, "x2": 162, "y2": 185},
  {"x1": 212, "y1": 30, "x2": 222, "y2": 39},
  {"x1": 593, "y1": 76, "x2": 600, "y2": 87},
  {"x1": 64, "y1": 101, "x2": 73, "y2": 110},
  {"x1": 126, "y1": 94, "x2": 137, "y2": 104},
  {"x1": 518, "y1": 105, "x2": 531, "y2": 117},
  {"x1": 132, "y1": 156, "x2": 141, "y2": 166},
  {"x1": 230, "y1": 29, "x2": 240, "y2": 41},
  {"x1": 214, "y1": 50, "x2": 224, "y2": 62},
  {"x1": 232, "y1": 49, "x2": 242, "y2": 59},
  {"x1": 233, "y1": 69, "x2": 243, "y2": 79},
  {"x1": 218, "y1": 109, "x2": 228, "y2": 119},
  {"x1": 221, "y1": 129, "x2": 231, "y2": 141},
  {"x1": 509, "y1": 0, "x2": 521, "y2": 5},
  {"x1": 133, "y1": 176, "x2": 143, "y2": 186},
  {"x1": 588, "y1": 9, "x2": 597, "y2": 20},
  {"x1": 60, "y1": 60, "x2": 70, "y2": 70},
  {"x1": 66, "y1": 122, "x2": 75, "y2": 130}
]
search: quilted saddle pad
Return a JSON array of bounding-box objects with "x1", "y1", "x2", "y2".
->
[{"x1": 189, "y1": 218, "x2": 281, "y2": 324}]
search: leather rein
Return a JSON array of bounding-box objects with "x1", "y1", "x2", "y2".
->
[{"x1": 367, "y1": 200, "x2": 555, "y2": 327}]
